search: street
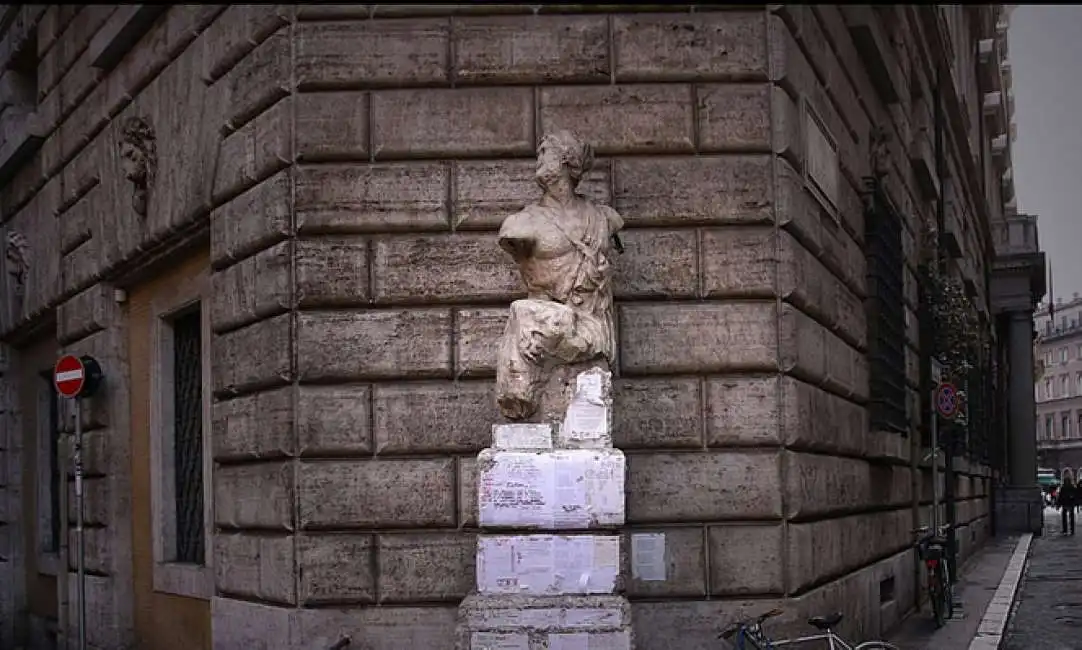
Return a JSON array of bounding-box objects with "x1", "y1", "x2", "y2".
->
[{"x1": 1001, "y1": 507, "x2": 1082, "y2": 650}]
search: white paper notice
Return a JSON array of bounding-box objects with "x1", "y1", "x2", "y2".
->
[
  {"x1": 554, "y1": 459, "x2": 589, "y2": 527},
  {"x1": 478, "y1": 535, "x2": 619, "y2": 595},
  {"x1": 549, "y1": 631, "x2": 631, "y2": 650},
  {"x1": 631, "y1": 533, "x2": 666, "y2": 582},
  {"x1": 549, "y1": 633, "x2": 590, "y2": 650},
  {"x1": 471, "y1": 631, "x2": 529, "y2": 650},
  {"x1": 479, "y1": 452, "x2": 555, "y2": 528},
  {"x1": 493, "y1": 423, "x2": 553, "y2": 450}
]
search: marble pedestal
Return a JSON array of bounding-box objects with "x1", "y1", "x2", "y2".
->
[{"x1": 457, "y1": 369, "x2": 633, "y2": 650}]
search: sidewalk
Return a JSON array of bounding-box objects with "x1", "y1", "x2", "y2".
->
[
  {"x1": 888, "y1": 532, "x2": 1026, "y2": 650},
  {"x1": 1000, "y1": 507, "x2": 1082, "y2": 650}
]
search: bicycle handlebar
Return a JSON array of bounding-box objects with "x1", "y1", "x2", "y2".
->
[{"x1": 718, "y1": 609, "x2": 783, "y2": 639}]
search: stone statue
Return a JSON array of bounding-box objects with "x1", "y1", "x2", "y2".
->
[
  {"x1": 118, "y1": 116, "x2": 156, "y2": 216},
  {"x1": 495, "y1": 130, "x2": 624, "y2": 421}
]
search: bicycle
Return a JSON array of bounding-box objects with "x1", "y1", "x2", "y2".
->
[
  {"x1": 912, "y1": 524, "x2": 953, "y2": 627},
  {"x1": 718, "y1": 608, "x2": 898, "y2": 649}
]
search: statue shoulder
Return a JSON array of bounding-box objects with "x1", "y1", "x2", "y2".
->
[
  {"x1": 499, "y1": 206, "x2": 541, "y2": 240},
  {"x1": 598, "y1": 203, "x2": 624, "y2": 234}
]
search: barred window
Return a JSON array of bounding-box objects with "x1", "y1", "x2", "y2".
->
[
  {"x1": 170, "y1": 307, "x2": 204, "y2": 565},
  {"x1": 864, "y1": 183, "x2": 908, "y2": 433}
]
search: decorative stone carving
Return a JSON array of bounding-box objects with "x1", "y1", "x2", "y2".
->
[
  {"x1": 869, "y1": 125, "x2": 891, "y2": 179},
  {"x1": 495, "y1": 130, "x2": 624, "y2": 422},
  {"x1": 118, "y1": 116, "x2": 157, "y2": 216},
  {"x1": 5, "y1": 230, "x2": 28, "y2": 316}
]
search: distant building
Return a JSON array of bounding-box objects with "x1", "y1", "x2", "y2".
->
[{"x1": 1035, "y1": 294, "x2": 1082, "y2": 478}]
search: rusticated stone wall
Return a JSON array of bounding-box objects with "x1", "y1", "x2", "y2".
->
[{"x1": 0, "y1": 5, "x2": 998, "y2": 650}]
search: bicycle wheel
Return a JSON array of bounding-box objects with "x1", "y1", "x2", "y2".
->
[
  {"x1": 929, "y1": 567, "x2": 946, "y2": 628},
  {"x1": 939, "y1": 561, "x2": 955, "y2": 621},
  {"x1": 854, "y1": 643, "x2": 900, "y2": 649}
]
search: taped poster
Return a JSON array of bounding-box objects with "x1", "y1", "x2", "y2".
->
[
  {"x1": 477, "y1": 535, "x2": 620, "y2": 595},
  {"x1": 631, "y1": 532, "x2": 666, "y2": 582}
]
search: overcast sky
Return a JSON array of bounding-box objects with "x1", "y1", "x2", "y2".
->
[{"x1": 1009, "y1": 5, "x2": 1082, "y2": 304}]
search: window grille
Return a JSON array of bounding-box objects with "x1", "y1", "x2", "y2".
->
[
  {"x1": 172, "y1": 308, "x2": 204, "y2": 565},
  {"x1": 39, "y1": 371, "x2": 61, "y2": 552},
  {"x1": 863, "y1": 181, "x2": 908, "y2": 433}
]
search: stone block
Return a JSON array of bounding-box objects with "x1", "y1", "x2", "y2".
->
[
  {"x1": 296, "y1": 605, "x2": 458, "y2": 650},
  {"x1": 210, "y1": 168, "x2": 291, "y2": 269},
  {"x1": 296, "y1": 18, "x2": 449, "y2": 88},
  {"x1": 295, "y1": 162, "x2": 450, "y2": 234},
  {"x1": 372, "y1": 4, "x2": 531, "y2": 16},
  {"x1": 700, "y1": 226, "x2": 776, "y2": 299},
  {"x1": 780, "y1": 305, "x2": 867, "y2": 399},
  {"x1": 612, "y1": 228, "x2": 698, "y2": 300},
  {"x1": 612, "y1": 12, "x2": 767, "y2": 81},
  {"x1": 212, "y1": 313, "x2": 292, "y2": 395},
  {"x1": 613, "y1": 155, "x2": 773, "y2": 227},
  {"x1": 299, "y1": 459, "x2": 455, "y2": 528},
  {"x1": 453, "y1": 14, "x2": 608, "y2": 84},
  {"x1": 453, "y1": 307, "x2": 506, "y2": 378},
  {"x1": 452, "y1": 159, "x2": 610, "y2": 231},
  {"x1": 371, "y1": 87, "x2": 534, "y2": 158},
  {"x1": 210, "y1": 240, "x2": 291, "y2": 333},
  {"x1": 295, "y1": 91, "x2": 369, "y2": 161},
  {"x1": 214, "y1": 532, "x2": 296, "y2": 604},
  {"x1": 296, "y1": 5, "x2": 371, "y2": 19},
  {"x1": 627, "y1": 452, "x2": 782, "y2": 522},
  {"x1": 67, "y1": 573, "x2": 123, "y2": 649},
  {"x1": 705, "y1": 375, "x2": 782, "y2": 447},
  {"x1": 780, "y1": 376, "x2": 866, "y2": 455},
  {"x1": 58, "y1": 188, "x2": 94, "y2": 254},
  {"x1": 215, "y1": 462, "x2": 294, "y2": 530},
  {"x1": 202, "y1": 5, "x2": 288, "y2": 82},
  {"x1": 619, "y1": 302, "x2": 777, "y2": 375},
  {"x1": 297, "y1": 309, "x2": 452, "y2": 381},
  {"x1": 613, "y1": 377, "x2": 702, "y2": 449},
  {"x1": 295, "y1": 236, "x2": 371, "y2": 307},
  {"x1": 787, "y1": 509, "x2": 911, "y2": 592},
  {"x1": 493, "y1": 423, "x2": 553, "y2": 451},
  {"x1": 211, "y1": 597, "x2": 294, "y2": 650},
  {"x1": 786, "y1": 453, "x2": 911, "y2": 520},
  {"x1": 478, "y1": 534, "x2": 620, "y2": 596},
  {"x1": 624, "y1": 527, "x2": 707, "y2": 597},
  {"x1": 298, "y1": 533, "x2": 375, "y2": 605},
  {"x1": 459, "y1": 456, "x2": 478, "y2": 527},
  {"x1": 213, "y1": 96, "x2": 290, "y2": 203},
  {"x1": 68, "y1": 476, "x2": 109, "y2": 527},
  {"x1": 378, "y1": 532, "x2": 474, "y2": 603},
  {"x1": 223, "y1": 29, "x2": 289, "y2": 128},
  {"x1": 372, "y1": 233, "x2": 520, "y2": 304},
  {"x1": 708, "y1": 524, "x2": 784, "y2": 596},
  {"x1": 458, "y1": 594, "x2": 631, "y2": 648},
  {"x1": 539, "y1": 84, "x2": 694, "y2": 155},
  {"x1": 213, "y1": 387, "x2": 295, "y2": 461},
  {"x1": 297, "y1": 385, "x2": 373, "y2": 456},
  {"x1": 66, "y1": 526, "x2": 111, "y2": 574},
  {"x1": 697, "y1": 83, "x2": 771, "y2": 152},
  {"x1": 478, "y1": 449, "x2": 626, "y2": 529},
  {"x1": 373, "y1": 381, "x2": 493, "y2": 455},
  {"x1": 57, "y1": 283, "x2": 114, "y2": 344}
]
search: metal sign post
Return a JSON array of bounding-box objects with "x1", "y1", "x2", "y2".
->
[{"x1": 53, "y1": 355, "x2": 102, "y2": 650}]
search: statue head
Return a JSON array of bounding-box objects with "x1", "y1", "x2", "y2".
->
[
  {"x1": 118, "y1": 116, "x2": 156, "y2": 215},
  {"x1": 5, "y1": 230, "x2": 29, "y2": 301},
  {"x1": 535, "y1": 129, "x2": 594, "y2": 191}
]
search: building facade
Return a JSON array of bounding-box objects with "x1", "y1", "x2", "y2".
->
[
  {"x1": 1035, "y1": 295, "x2": 1082, "y2": 476},
  {"x1": 0, "y1": 5, "x2": 1042, "y2": 650}
]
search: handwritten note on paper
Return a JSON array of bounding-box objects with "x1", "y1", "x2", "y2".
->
[{"x1": 631, "y1": 533, "x2": 666, "y2": 582}]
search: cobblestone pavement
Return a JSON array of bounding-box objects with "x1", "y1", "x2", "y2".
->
[{"x1": 1002, "y1": 507, "x2": 1082, "y2": 650}]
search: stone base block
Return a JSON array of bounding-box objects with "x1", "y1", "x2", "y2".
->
[
  {"x1": 477, "y1": 534, "x2": 621, "y2": 596},
  {"x1": 994, "y1": 485, "x2": 1044, "y2": 535},
  {"x1": 457, "y1": 594, "x2": 632, "y2": 650}
]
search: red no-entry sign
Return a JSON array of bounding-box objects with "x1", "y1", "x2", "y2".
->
[{"x1": 54, "y1": 354, "x2": 103, "y2": 399}]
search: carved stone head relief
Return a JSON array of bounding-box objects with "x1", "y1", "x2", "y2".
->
[
  {"x1": 5, "y1": 230, "x2": 29, "y2": 309},
  {"x1": 118, "y1": 116, "x2": 156, "y2": 216}
]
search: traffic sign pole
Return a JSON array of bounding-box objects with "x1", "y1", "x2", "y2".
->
[{"x1": 54, "y1": 354, "x2": 100, "y2": 650}]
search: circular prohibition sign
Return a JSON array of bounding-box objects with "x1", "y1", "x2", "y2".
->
[{"x1": 934, "y1": 381, "x2": 960, "y2": 420}]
